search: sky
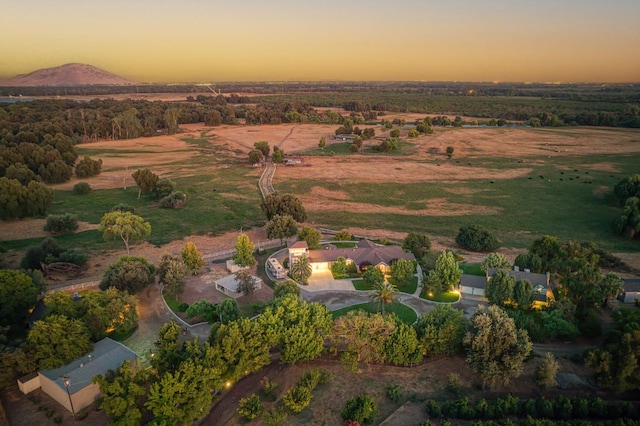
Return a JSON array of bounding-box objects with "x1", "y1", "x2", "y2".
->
[{"x1": 1, "y1": 0, "x2": 639, "y2": 83}]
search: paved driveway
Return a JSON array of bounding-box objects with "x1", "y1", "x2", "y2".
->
[{"x1": 305, "y1": 270, "x2": 355, "y2": 292}]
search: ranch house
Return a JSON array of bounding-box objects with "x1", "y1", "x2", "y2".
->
[
  {"x1": 288, "y1": 239, "x2": 415, "y2": 274},
  {"x1": 334, "y1": 134, "x2": 356, "y2": 142}
]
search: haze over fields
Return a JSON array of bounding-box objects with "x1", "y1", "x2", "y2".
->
[{"x1": 1, "y1": 0, "x2": 639, "y2": 83}]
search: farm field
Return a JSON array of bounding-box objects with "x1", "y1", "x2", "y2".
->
[{"x1": 1, "y1": 120, "x2": 639, "y2": 261}]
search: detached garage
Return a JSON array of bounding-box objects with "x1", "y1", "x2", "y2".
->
[{"x1": 460, "y1": 274, "x2": 487, "y2": 297}]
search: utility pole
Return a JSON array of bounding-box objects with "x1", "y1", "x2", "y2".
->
[{"x1": 62, "y1": 375, "x2": 77, "y2": 421}]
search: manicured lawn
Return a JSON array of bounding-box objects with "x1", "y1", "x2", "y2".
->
[
  {"x1": 421, "y1": 291, "x2": 461, "y2": 303},
  {"x1": 326, "y1": 241, "x2": 357, "y2": 248},
  {"x1": 163, "y1": 293, "x2": 184, "y2": 313},
  {"x1": 332, "y1": 302, "x2": 418, "y2": 325},
  {"x1": 352, "y1": 279, "x2": 371, "y2": 291},
  {"x1": 460, "y1": 262, "x2": 484, "y2": 276},
  {"x1": 388, "y1": 276, "x2": 419, "y2": 295}
]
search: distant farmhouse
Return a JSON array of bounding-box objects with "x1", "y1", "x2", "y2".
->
[
  {"x1": 288, "y1": 239, "x2": 415, "y2": 274},
  {"x1": 18, "y1": 338, "x2": 138, "y2": 415},
  {"x1": 334, "y1": 134, "x2": 356, "y2": 142},
  {"x1": 460, "y1": 267, "x2": 553, "y2": 306}
]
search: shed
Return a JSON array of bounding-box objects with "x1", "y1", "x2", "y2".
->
[
  {"x1": 31, "y1": 338, "x2": 138, "y2": 415},
  {"x1": 215, "y1": 273, "x2": 263, "y2": 298}
]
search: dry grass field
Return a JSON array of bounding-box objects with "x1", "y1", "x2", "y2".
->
[{"x1": 2, "y1": 119, "x2": 639, "y2": 262}]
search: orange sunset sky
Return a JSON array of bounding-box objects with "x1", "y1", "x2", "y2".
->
[{"x1": 1, "y1": 0, "x2": 639, "y2": 83}]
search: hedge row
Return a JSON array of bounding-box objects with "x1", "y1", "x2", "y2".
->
[{"x1": 426, "y1": 395, "x2": 638, "y2": 422}]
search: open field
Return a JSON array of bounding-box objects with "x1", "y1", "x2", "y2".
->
[{"x1": 1, "y1": 121, "x2": 639, "y2": 260}]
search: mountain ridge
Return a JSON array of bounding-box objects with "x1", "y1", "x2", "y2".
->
[{"x1": 0, "y1": 63, "x2": 136, "y2": 87}]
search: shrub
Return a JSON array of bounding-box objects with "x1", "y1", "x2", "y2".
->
[
  {"x1": 160, "y1": 191, "x2": 187, "y2": 208},
  {"x1": 341, "y1": 394, "x2": 378, "y2": 425},
  {"x1": 111, "y1": 203, "x2": 136, "y2": 213},
  {"x1": 385, "y1": 384, "x2": 401, "y2": 403},
  {"x1": 298, "y1": 369, "x2": 322, "y2": 390},
  {"x1": 185, "y1": 300, "x2": 217, "y2": 322},
  {"x1": 261, "y1": 376, "x2": 278, "y2": 398},
  {"x1": 282, "y1": 385, "x2": 313, "y2": 413},
  {"x1": 154, "y1": 178, "x2": 176, "y2": 199},
  {"x1": 425, "y1": 400, "x2": 442, "y2": 418},
  {"x1": 57, "y1": 249, "x2": 89, "y2": 266},
  {"x1": 447, "y1": 373, "x2": 462, "y2": 397},
  {"x1": 335, "y1": 230, "x2": 352, "y2": 241},
  {"x1": 44, "y1": 213, "x2": 79, "y2": 234},
  {"x1": 263, "y1": 407, "x2": 287, "y2": 426},
  {"x1": 536, "y1": 352, "x2": 559, "y2": 389},
  {"x1": 456, "y1": 224, "x2": 500, "y2": 252},
  {"x1": 177, "y1": 302, "x2": 189, "y2": 312},
  {"x1": 72, "y1": 182, "x2": 91, "y2": 194},
  {"x1": 237, "y1": 394, "x2": 263, "y2": 420},
  {"x1": 273, "y1": 281, "x2": 300, "y2": 299},
  {"x1": 331, "y1": 257, "x2": 347, "y2": 275},
  {"x1": 75, "y1": 156, "x2": 102, "y2": 178}
]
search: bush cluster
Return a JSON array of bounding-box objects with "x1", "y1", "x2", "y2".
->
[
  {"x1": 237, "y1": 393, "x2": 263, "y2": 420},
  {"x1": 342, "y1": 394, "x2": 378, "y2": 425},
  {"x1": 44, "y1": 213, "x2": 79, "y2": 234},
  {"x1": 282, "y1": 369, "x2": 330, "y2": 414},
  {"x1": 75, "y1": 156, "x2": 102, "y2": 178},
  {"x1": 456, "y1": 224, "x2": 500, "y2": 252},
  {"x1": 160, "y1": 191, "x2": 187, "y2": 208},
  {"x1": 72, "y1": 182, "x2": 91, "y2": 194},
  {"x1": 21, "y1": 237, "x2": 88, "y2": 269}
]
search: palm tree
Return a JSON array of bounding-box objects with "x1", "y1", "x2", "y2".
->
[
  {"x1": 290, "y1": 256, "x2": 312, "y2": 285},
  {"x1": 371, "y1": 281, "x2": 398, "y2": 314}
]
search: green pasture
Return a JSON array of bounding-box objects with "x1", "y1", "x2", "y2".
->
[
  {"x1": 275, "y1": 152, "x2": 640, "y2": 252},
  {"x1": 13, "y1": 161, "x2": 266, "y2": 250},
  {"x1": 4, "y1": 132, "x2": 639, "y2": 257},
  {"x1": 332, "y1": 302, "x2": 418, "y2": 325}
]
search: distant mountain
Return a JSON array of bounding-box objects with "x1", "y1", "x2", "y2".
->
[{"x1": 0, "y1": 63, "x2": 136, "y2": 87}]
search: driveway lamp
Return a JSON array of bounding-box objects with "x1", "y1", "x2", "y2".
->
[{"x1": 62, "y1": 375, "x2": 77, "y2": 421}]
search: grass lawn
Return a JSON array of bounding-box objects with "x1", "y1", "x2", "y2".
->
[
  {"x1": 421, "y1": 291, "x2": 461, "y2": 303},
  {"x1": 460, "y1": 262, "x2": 484, "y2": 276},
  {"x1": 388, "y1": 276, "x2": 419, "y2": 294},
  {"x1": 352, "y1": 279, "x2": 371, "y2": 291},
  {"x1": 332, "y1": 302, "x2": 418, "y2": 325},
  {"x1": 163, "y1": 293, "x2": 184, "y2": 313},
  {"x1": 326, "y1": 241, "x2": 357, "y2": 248}
]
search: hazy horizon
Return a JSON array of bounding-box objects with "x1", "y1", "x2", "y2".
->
[{"x1": 1, "y1": 0, "x2": 639, "y2": 83}]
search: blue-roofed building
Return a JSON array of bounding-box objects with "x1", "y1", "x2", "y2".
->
[{"x1": 19, "y1": 337, "x2": 138, "y2": 415}]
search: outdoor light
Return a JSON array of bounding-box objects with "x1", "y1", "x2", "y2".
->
[{"x1": 62, "y1": 375, "x2": 77, "y2": 421}]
